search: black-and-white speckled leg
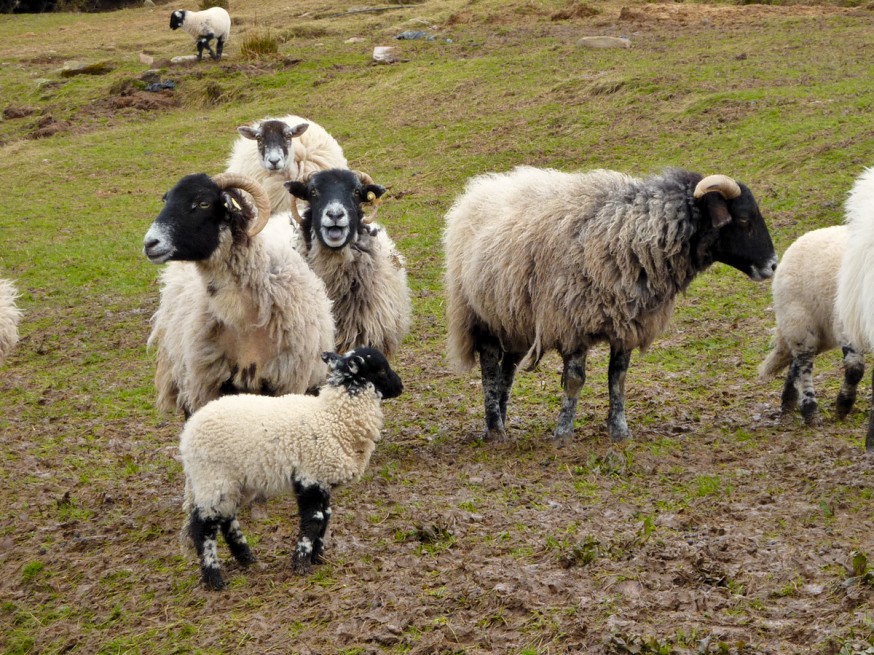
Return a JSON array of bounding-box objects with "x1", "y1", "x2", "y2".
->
[
  {"x1": 836, "y1": 345, "x2": 864, "y2": 420},
  {"x1": 292, "y1": 480, "x2": 331, "y2": 574},
  {"x1": 607, "y1": 347, "x2": 631, "y2": 442},
  {"x1": 553, "y1": 351, "x2": 587, "y2": 444},
  {"x1": 221, "y1": 516, "x2": 255, "y2": 566},
  {"x1": 190, "y1": 509, "x2": 225, "y2": 590},
  {"x1": 478, "y1": 335, "x2": 509, "y2": 441},
  {"x1": 498, "y1": 352, "x2": 521, "y2": 427},
  {"x1": 793, "y1": 352, "x2": 820, "y2": 426},
  {"x1": 780, "y1": 359, "x2": 800, "y2": 415},
  {"x1": 866, "y1": 371, "x2": 874, "y2": 453}
]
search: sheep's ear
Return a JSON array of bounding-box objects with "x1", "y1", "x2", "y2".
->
[
  {"x1": 322, "y1": 352, "x2": 341, "y2": 369},
  {"x1": 285, "y1": 180, "x2": 310, "y2": 200},
  {"x1": 284, "y1": 122, "x2": 309, "y2": 140},
  {"x1": 237, "y1": 126, "x2": 260, "y2": 140},
  {"x1": 704, "y1": 194, "x2": 733, "y2": 229},
  {"x1": 363, "y1": 184, "x2": 386, "y2": 201}
]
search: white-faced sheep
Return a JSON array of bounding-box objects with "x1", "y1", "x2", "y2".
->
[
  {"x1": 286, "y1": 169, "x2": 412, "y2": 358},
  {"x1": 225, "y1": 115, "x2": 349, "y2": 214},
  {"x1": 143, "y1": 173, "x2": 335, "y2": 418},
  {"x1": 169, "y1": 7, "x2": 230, "y2": 61},
  {"x1": 180, "y1": 346, "x2": 403, "y2": 590},
  {"x1": 444, "y1": 166, "x2": 778, "y2": 444},
  {"x1": 0, "y1": 278, "x2": 21, "y2": 366},
  {"x1": 836, "y1": 166, "x2": 874, "y2": 451},
  {"x1": 758, "y1": 225, "x2": 864, "y2": 426}
]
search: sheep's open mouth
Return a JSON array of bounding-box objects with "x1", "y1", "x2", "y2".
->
[{"x1": 322, "y1": 226, "x2": 348, "y2": 247}]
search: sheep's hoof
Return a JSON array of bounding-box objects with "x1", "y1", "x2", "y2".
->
[
  {"x1": 201, "y1": 569, "x2": 226, "y2": 591},
  {"x1": 835, "y1": 395, "x2": 856, "y2": 420},
  {"x1": 292, "y1": 556, "x2": 312, "y2": 576},
  {"x1": 483, "y1": 427, "x2": 508, "y2": 442},
  {"x1": 608, "y1": 425, "x2": 630, "y2": 442}
]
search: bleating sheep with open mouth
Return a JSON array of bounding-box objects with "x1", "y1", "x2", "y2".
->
[{"x1": 444, "y1": 166, "x2": 778, "y2": 444}]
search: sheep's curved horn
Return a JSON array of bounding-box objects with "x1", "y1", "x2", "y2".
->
[
  {"x1": 353, "y1": 170, "x2": 381, "y2": 225},
  {"x1": 693, "y1": 175, "x2": 742, "y2": 200},
  {"x1": 211, "y1": 173, "x2": 272, "y2": 237},
  {"x1": 290, "y1": 198, "x2": 304, "y2": 226}
]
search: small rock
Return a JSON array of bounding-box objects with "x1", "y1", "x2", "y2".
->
[
  {"x1": 344, "y1": 37, "x2": 365, "y2": 44},
  {"x1": 170, "y1": 55, "x2": 199, "y2": 64},
  {"x1": 372, "y1": 46, "x2": 399, "y2": 64},
  {"x1": 576, "y1": 36, "x2": 631, "y2": 49},
  {"x1": 139, "y1": 53, "x2": 154, "y2": 66}
]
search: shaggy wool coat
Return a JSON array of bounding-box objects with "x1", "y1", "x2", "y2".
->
[
  {"x1": 838, "y1": 167, "x2": 874, "y2": 351},
  {"x1": 0, "y1": 278, "x2": 21, "y2": 366}
]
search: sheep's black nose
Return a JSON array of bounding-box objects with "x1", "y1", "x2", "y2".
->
[{"x1": 326, "y1": 208, "x2": 344, "y2": 221}]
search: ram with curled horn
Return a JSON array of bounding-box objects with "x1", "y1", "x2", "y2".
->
[
  {"x1": 142, "y1": 171, "x2": 335, "y2": 418},
  {"x1": 284, "y1": 168, "x2": 412, "y2": 358}
]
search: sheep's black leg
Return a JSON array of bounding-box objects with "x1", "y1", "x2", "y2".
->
[
  {"x1": 477, "y1": 332, "x2": 511, "y2": 441},
  {"x1": 836, "y1": 344, "x2": 864, "y2": 420},
  {"x1": 220, "y1": 516, "x2": 255, "y2": 566},
  {"x1": 292, "y1": 480, "x2": 331, "y2": 574},
  {"x1": 553, "y1": 351, "x2": 587, "y2": 444},
  {"x1": 866, "y1": 369, "x2": 874, "y2": 452},
  {"x1": 780, "y1": 359, "x2": 801, "y2": 415},
  {"x1": 499, "y1": 351, "x2": 522, "y2": 425},
  {"x1": 216, "y1": 36, "x2": 225, "y2": 60},
  {"x1": 197, "y1": 36, "x2": 217, "y2": 61},
  {"x1": 189, "y1": 508, "x2": 225, "y2": 590},
  {"x1": 195, "y1": 38, "x2": 206, "y2": 61},
  {"x1": 793, "y1": 351, "x2": 820, "y2": 426},
  {"x1": 607, "y1": 346, "x2": 632, "y2": 442}
]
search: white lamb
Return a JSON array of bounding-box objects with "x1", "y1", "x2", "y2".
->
[
  {"x1": 180, "y1": 347, "x2": 404, "y2": 590},
  {"x1": 759, "y1": 225, "x2": 864, "y2": 425},
  {"x1": 225, "y1": 115, "x2": 349, "y2": 214},
  {"x1": 0, "y1": 278, "x2": 21, "y2": 366},
  {"x1": 169, "y1": 7, "x2": 230, "y2": 61}
]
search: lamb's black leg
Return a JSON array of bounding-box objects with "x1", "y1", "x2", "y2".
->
[
  {"x1": 292, "y1": 480, "x2": 331, "y2": 574},
  {"x1": 220, "y1": 516, "x2": 255, "y2": 566},
  {"x1": 607, "y1": 346, "x2": 632, "y2": 442},
  {"x1": 190, "y1": 508, "x2": 225, "y2": 590},
  {"x1": 794, "y1": 351, "x2": 820, "y2": 426},
  {"x1": 195, "y1": 38, "x2": 206, "y2": 61},
  {"x1": 836, "y1": 344, "x2": 864, "y2": 420},
  {"x1": 477, "y1": 332, "x2": 511, "y2": 441},
  {"x1": 215, "y1": 36, "x2": 225, "y2": 60},
  {"x1": 554, "y1": 351, "x2": 587, "y2": 444},
  {"x1": 781, "y1": 358, "x2": 801, "y2": 415}
]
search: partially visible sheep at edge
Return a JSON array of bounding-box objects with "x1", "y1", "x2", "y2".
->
[
  {"x1": 143, "y1": 173, "x2": 335, "y2": 418},
  {"x1": 286, "y1": 168, "x2": 412, "y2": 358},
  {"x1": 444, "y1": 166, "x2": 778, "y2": 444},
  {"x1": 180, "y1": 346, "x2": 404, "y2": 590},
  {"x1": 0, "y1": 278, "x2": 21, "y2": 366},
  {"x1": 758, "y1": 225, "x2": 864, "y2": 427},
  {"x1": 169, "y1": 7, "x2": 230, "y2": 61},
  {"x1": 225, "y1": 115, "x2": 349, "y2": 214},
  {"x1": 836, "y1": 166, "x2": 874, "y2": 451}
]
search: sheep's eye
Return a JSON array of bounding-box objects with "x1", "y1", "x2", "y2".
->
[
  {"x1": 736, "y1": 217, "x2": 750, "y2": 227},
  {"x1": 199, "y1": 201, "x2": 211, "y2": 209}
]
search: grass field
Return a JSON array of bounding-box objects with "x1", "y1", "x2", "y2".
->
[{"x1": 1, "y1": 1, "x2": 873, "y2": 653}]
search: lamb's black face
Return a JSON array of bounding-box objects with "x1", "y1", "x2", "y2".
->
[
  {"x1": 238, "y1": 120, "x2": 308, "y2": 172},
  {"x1": 285, "y1": 170, "x2": 386, "y2": 251},
  {"x1": 323, "y1": 347, "x2": 403, "y2": 399},
  {"x1": 705, "y1": 183, "x2": 778, "y2": 281},
  {"x1": 169, "y1": 10, "x2": 185, "y2": 29},
  {"x1": 143, "y1": 173, "x2": 232, "y2": 264}
]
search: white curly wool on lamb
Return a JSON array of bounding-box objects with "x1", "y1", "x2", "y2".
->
[
  {"x1": 838, "y1": 167, "x2": 874, "y2": 351},
  {"x1": 225, "y1": 115, "x2": 348, "y2": 214},
  {"x1": 170, "y1": 7, "x2": 230, "y2": 61},
  {"x1": 0, "y1": 278, "x2": 21, "y2": 366}
]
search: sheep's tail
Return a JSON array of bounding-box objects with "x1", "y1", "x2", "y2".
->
[{"x1": 758, "y1": 330, "x2": 792, "y2": 379}]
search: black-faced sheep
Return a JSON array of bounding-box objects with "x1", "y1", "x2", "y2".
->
[
  {"x1": 759, "y1": 225, "x2": 864, "y2": 426},
  {"x1": 169, "y1": 7, "x2": 230, "y2": 61},
  {"x1": 180, "y1": 347, "x2": 404, "y2": 590},
  {"x1": 443, "y1": 166, "x2": 778, "y2": 444},
  {"x1": 0, "y1": 278, "x2": 21, "y2": 366},
  {"x1": 143, "y1": 173, "x2": 335, "y2": 418},
  {"x1": 837, "y1": 166, "x2": 874, "y2": 451},
  {"x1": 286, "y1": 169, "x2": 412, "y2": 358},
  {"x1": 225, "y1": 115, "x2": 349, "y2": 214}
]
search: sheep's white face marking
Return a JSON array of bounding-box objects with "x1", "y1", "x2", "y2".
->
[
  {"x1": 260, "y1": 142, "x2": 288, "y2": 172},
  {"x1": 143, "y1": 223, "x2": 175, "y2": 264},
  {"x1": 749, "y1": 254, "x2": 778, "y2": 281},
  {"x1": 319, "y1": 200, "x2": 351, "y2": 248}
]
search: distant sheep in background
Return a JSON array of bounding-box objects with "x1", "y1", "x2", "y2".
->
[
  {"x1": 444, "y1": 166, "x2": 778, "y2": 444},
  {"x1": 180, "y1": 347, "x2": 404, "y2": 590},
  {"x1": 143, "y1": 173, "x2": 334, "y2": 418},
  {"x1": 759, "y1": 225, "x2": 864, "y2": 426},
  {"x1": 0, "y1": 278, "x2": 21, "y2": 366},
  {"x1": 226, "y1": 115, "x2": 349, "y2": 214},
  {"x1": 169, "y1": 7, "x2": 230, "y2": 61},
  {"x1": 286, "y1": 169, "x2": 412, "y2": 358},
  {"x1": 836, "y1": 166, "x2": 874, "y2": 451}
]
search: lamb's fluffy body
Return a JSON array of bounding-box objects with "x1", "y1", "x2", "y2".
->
[
  {"x1": 145, "y1": 176, "x2": 335, "y2": 417},
  {"x1": 180, "y1": 347, "x2": 403, "y2": 590},
  {"x1": 170, "y1": 7, "x2": 230, "y2": 61},
  {"x1": 225, "y1": 115, "x2": 348, "y2": 214},
  {"x1": 836, "y1": 166, "x2": 874, "y2": 450},
  {"x1": 759, "y1": 225, "x2": 864, "y2": 424},
  {"x1": 444, "y1": 165, "x2": 777, "y2": 442},
  {"x1": 0, "y1": 278, "x2": 21, "y2": 366}
]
